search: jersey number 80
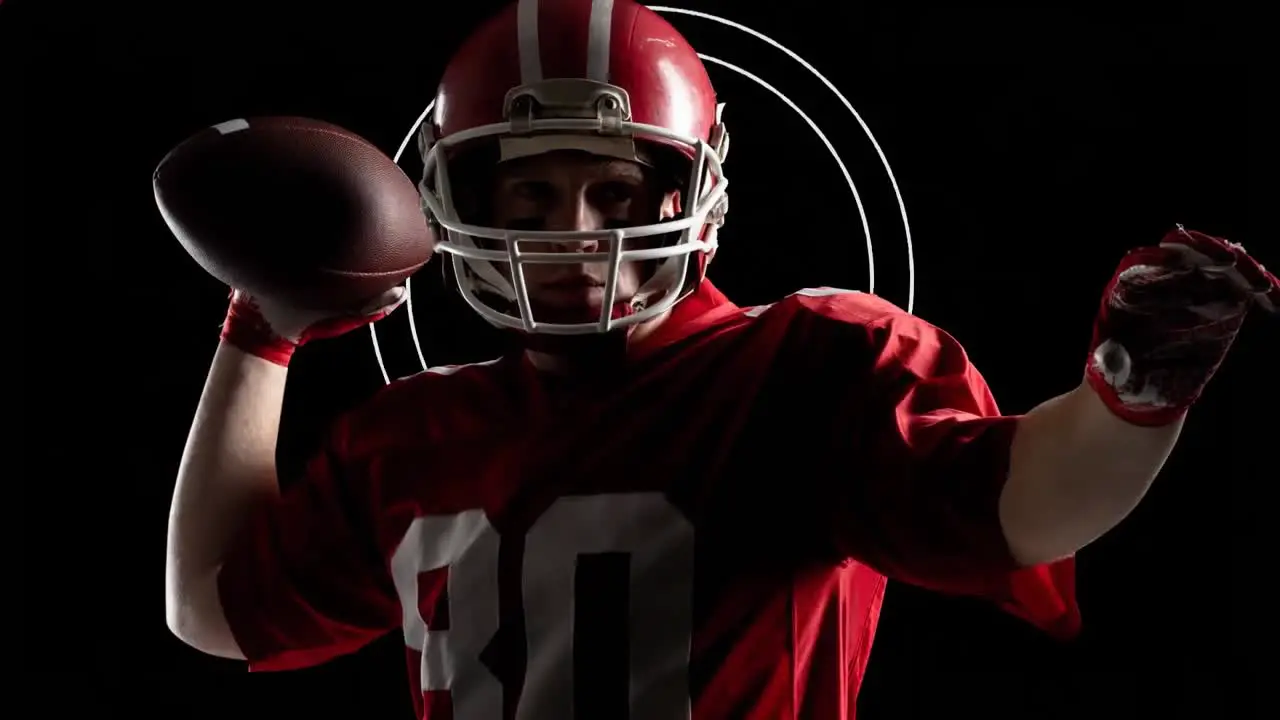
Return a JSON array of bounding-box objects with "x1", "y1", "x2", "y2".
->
[{"x1": 391, "y1": 492, "x2": 696, "y2": 719}]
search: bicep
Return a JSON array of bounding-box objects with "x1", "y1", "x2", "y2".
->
[
  {"x1": 807, "y1": 313, "x2": 1080, "y2": 636},
  {"x1": 831, "y1": 405, "x2": 1025, "y2": 593},
  {"x1": 809, "y1": 312, "x2": 1024, "y2": 591},
  {"x1": 216, "y1": 427, "x2": 400, "y2": 671}
]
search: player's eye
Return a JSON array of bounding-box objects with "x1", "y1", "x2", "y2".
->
[
  {"x1": 591, "y1": 181, "x2": 638, "y2": 206},
  {"x1": 511, "y1": 180, "x2": 554, "y2": 202},
  {"x1": 505, "y1": 217, "x2": 546, "y2": 231}
]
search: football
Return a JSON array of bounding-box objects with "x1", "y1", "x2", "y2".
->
[{"x1": 153, "y1": 116, "x2": 433, "y2": 312}]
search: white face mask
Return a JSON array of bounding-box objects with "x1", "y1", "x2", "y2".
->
[{"x1": 417, "y1": 82, "x2": 730, "y2": 336}]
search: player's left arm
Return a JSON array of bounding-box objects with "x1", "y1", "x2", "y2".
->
[
  {"x1": 806, "y1": 227, "x2": 1275, "y2": 636},
  {"x1": 1000, "y1": 227, "x2": 1277, "y2": 566}
]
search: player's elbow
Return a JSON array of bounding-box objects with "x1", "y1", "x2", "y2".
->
[
  {"x1": 166, "y1": 611, "x2": 247, "y2": 661},
  {"x1": 166, "y1": 601, "x2": 202, "y2": 650},
  {"x1": 165, "y1": 596, "x2": 204, "y2": 649},
  {"x1": 165, "y1": 569, "x2": 247, "y2": 661}
]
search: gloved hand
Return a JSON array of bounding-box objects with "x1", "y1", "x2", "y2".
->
[
  {"x1": 1086, "y1": 225, "x2": 1278, "y2": 426},
  {"x1": 220, "y1": 286, "x2": 408, "y2": 367}
]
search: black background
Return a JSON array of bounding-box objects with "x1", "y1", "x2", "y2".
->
[{"x1": 19, "y1": 0, "x2": 1270, "y2": 717}]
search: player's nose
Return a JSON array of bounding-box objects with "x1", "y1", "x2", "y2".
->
[{"x1": 544, "y1": 197, "x2": 603, "y2": 252}]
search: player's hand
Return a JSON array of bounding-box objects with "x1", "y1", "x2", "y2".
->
[
  {"x1": 220, "y1": 286, "x2": 407, "y2": 367},
  {"x1": 1085, "y1": 225, "x2": 1278, "y2": 426}
]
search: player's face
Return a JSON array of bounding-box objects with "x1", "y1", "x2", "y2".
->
[{"x1": 489, "y1": 152, "x2": 681, "y2": 316}]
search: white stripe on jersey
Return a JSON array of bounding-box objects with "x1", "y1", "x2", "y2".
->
[{"x1": 744, "y1": 287, "x2": 862, "y2": 317}]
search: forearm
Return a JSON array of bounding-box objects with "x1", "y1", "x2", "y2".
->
[
  {"x1": 165, "y1": 341, "x2": 287, "y2": 654},
  {"x1": 998, "y1": 380, "x2": 1183, "y2": 566}
]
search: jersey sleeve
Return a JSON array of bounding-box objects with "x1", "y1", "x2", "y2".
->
[
  {"x1": 796, "y1": 291, "x2": 1080, "y2": 639},
  {"x1": 216, "y1": 414, "x2": 401, "y2": 671}
]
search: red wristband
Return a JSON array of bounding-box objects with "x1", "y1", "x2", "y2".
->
[
  {"x1": 220, "y1": 297, "x2": 297, "y2": 367},
  {"x1": 1083, "y1": 356, "x2": 1191, "y2": 427}
]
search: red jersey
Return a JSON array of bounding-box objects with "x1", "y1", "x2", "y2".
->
[{"x1": 218, "y1": 281, "x2": 1080, "y2": 719}]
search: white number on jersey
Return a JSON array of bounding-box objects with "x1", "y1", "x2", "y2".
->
[{"x1": 390, "y1": 493, "x2": 695, "y2": 719}]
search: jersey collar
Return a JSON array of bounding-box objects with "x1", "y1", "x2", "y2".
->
[{"x1": 627, "y1": 279, "x2": 740, "y2": 362}]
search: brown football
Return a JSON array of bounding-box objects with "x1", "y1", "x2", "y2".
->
[{"x1": 153, "y1": 116, "x2": 433, "y2": 311}]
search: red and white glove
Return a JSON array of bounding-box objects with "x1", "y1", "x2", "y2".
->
[
  {"x1": 220, "y1": 286, "x2": 407, "y2": 367},
  {"x1": 1086, "y1": 226, "x2": 1279, "y2": 427}
]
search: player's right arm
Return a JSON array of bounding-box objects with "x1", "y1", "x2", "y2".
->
[
  {"x1": 165, "y1": 288, "x2": 405, "y2": 663},
  {"x1": 166, "y1": 341, "x2": 286, "y2": 659}
]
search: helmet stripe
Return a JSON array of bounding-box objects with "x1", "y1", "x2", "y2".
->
[
  {"x1": 586, "y1": 0, "x2": 615, "y2": 81},
  {"x1": 517, "y1": 0, "x2": 543, "y2": 82}
]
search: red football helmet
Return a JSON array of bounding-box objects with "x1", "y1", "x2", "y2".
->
[{"x1": 417, "y1": 0, "x2": 730, "y2": 335}]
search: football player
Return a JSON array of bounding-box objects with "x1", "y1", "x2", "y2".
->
[{"x1": 164, "y1": 0, "x2": 1279, "y2": 718}]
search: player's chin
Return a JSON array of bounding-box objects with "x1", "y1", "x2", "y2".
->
[{"x1": 528, "y1": 285, "x2": 629, "y2": 322}]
